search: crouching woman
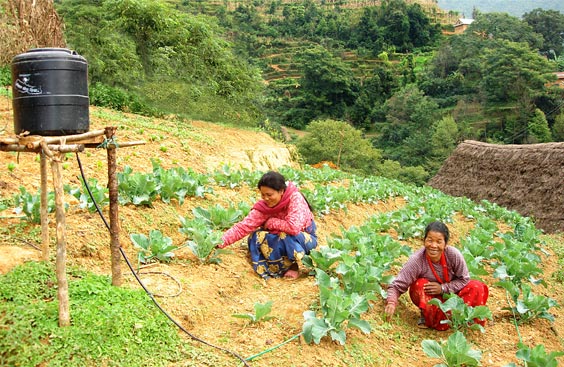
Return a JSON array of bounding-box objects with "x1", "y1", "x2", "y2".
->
[
  {"x1": 384, "y1": 221, "x2": 489, "y2": 330},
  {"x1": 218, "y1": 171, "x2": 317, "y2": 280}
]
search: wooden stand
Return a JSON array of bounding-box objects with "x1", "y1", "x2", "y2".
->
[{"x1": 0, "y1": 127, "x2": 144, "y2": 326}]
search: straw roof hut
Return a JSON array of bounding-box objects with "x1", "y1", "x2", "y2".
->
[{"x1": 428, "y1": 140, "x2": 564, "y2": 233}]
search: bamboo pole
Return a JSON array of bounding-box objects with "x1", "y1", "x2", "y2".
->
[
  {"x1": 106, "y1": 127, "x2": 122, "y2": 286},
  {"x1": 0, "y1": 143, "x2": 85, "y2": 153},
  {"x1": 16, "y1": 129, "x2": 106, "y2": 148},
  {"x1": 51, "y1": 152, "x2": 70, "y2": 327},
  {"x1": 40, "y1": 152, "x2": 49, "y2": 261}
]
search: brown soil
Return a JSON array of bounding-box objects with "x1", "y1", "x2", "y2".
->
[{"x1": 0, "y1": 94, "x2": 563, "y2": 366}]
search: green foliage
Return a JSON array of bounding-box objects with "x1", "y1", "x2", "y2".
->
[
  {"x1": 431, "y1": 115, "x2": 459, "y2": 161},
  {"x1": 232, "y1": 301, "x2": 274, "y2": 323},
  {"x1": 130, "y1": 230, "x2": 178, "y2": 264},
  {"x1": 302, "y1": 269, "x2": 371, "y2": 345},
  {"x1": 469, "y1": 12, "x2": 543, "y2": 51},
  {"x1": 503, "y1": 344, "x2": 564, "y2": 367},
  {"x1": 523, "y1": 8, "x2": 564, "y2": 57},
  {"x1": 65, "y1": 177, "x2": 109, "y2": 213},
  {"x1": 117, "y1": 166, "x2": 158, "y2": 206},
  {"x1": 211, "y1": 164, "x2": 261, "y2": 188},
  {"x1": 0, "y1": 65, "x2": 11, "y2": 87},
  {"x1": 12, "y1": 186, "x2": 56, "y2": 223},
  {"x1": 296, "y1": 119, "x2": 382, "y2": 175},
  {"x1": 499, "y1": 283, "x2": 558, "y2": 325},
  {"x1": 480, "y1": 39, "x2": 554, "y2": 105},
  {"x1": 151, "y1": 159, "x2": 211, "y2": 204},
  {"x1": 553, "y1": 110, "x2": 564, "y2": 141},
  {"x1": 190, "y1": 203, "x2": 246, "y2": 230},
  {"x1": 422, "y1": 331, "x2": 482, "y2": 367},
  {"x1": 179, "y1": 216, "x2": 224, "y2": 264},
  {"x1": 56, "y1": 0, "x2": 264, "y2": 124},
  {"x1": 376, "y1": 84, "x2": 440, "y2": 169},
  {"x1": 89, "y1": 82, "x2": 157, "y2": 116},
  {"x1": 527, "y1": 108, "x2": 552, "y2": 143},
  {"x1": 0, "y1": 262, "x2": 189, "y2": 367},
  {"x1": 428, "y1": 293, "x2": 492, "y2": 334},
  {"x1": 117, "y1": 163, "x2": 211, "y2": 206}
]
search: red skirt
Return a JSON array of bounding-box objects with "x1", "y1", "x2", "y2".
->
[{"x1": 409, "y1": 278, "x2": 489, "y2": 330}]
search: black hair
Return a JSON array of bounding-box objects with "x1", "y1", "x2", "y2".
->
[
  {"x1": 257, "y1": 171, "x2": 313, "y2": 212},
  {"x1": 257, "y1": 171, "x2": 287, "y2": 191},
  {"x1": 424, "y1": 221, "x2": 450, "y2": 244}
]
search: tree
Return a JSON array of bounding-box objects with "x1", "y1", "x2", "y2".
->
[
  {"x1": 523, "y1": 8, "x2": 564, "y2": 57},
  {"x1": 282, "y1": 45, "x2": 358, "y2": 128},
  {"x1": 553, "y1": 111, "x2": 564, "y2": 141},
  {"x1": 0, "y1": 0, "x2": 65, "y2": 64},
  {"x1": 527, "y1": 109, "x2": 552, "y2": 143},
  {"x1": 378, "y1": 0, "x2": 411, "y2": 52},
  {"x1": 468, "y1": 12, "x2": 543, "y2": 51},
  {"x1": 56, "y1": 0, "x2": 264, "y2": 124},
  {"x1": 353, "y1": 7, "x2": 384, "y2": 54},
  {"x1": 376, "y1": 84, "x2": 440, "y2": 167},
  {"x1": 431, "y1": 115, "x2": 459, "y2": 160},
  {"x1": 406, "y1": 2, "x2": 441, "y2": 50},
  {"x1": 349, "y1": 63, "x2": 399, "y2": 129},
  {"x1": 479, "y1": 39, "x2": 555, "y2": 105},
  {"x1": 296, "y1": 119, "x2": 382, "y2": 174}
]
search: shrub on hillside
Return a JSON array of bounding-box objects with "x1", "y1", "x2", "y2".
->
[
  {"x1": 295, "y1": 119, "x2": 382, "y2": 175},
  {"x1": 89, "y1": 83, "x2": 159, "y2": 116}
]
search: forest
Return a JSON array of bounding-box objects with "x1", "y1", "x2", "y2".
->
[{"x1": 1, "y1": 0, "x2": 564, "y2": 185}]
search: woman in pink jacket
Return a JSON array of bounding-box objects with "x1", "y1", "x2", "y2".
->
[{"x1": 218, "y1": 171, "x2": 317, "y2": 279}]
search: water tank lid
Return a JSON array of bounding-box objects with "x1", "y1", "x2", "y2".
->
[{"x1": 12, "y1": 48, "x2": 85, "y2": 62}]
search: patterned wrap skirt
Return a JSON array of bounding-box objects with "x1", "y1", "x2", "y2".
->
[{"x1": 248, "y1": 220, "x2": 318, "y2": 279}]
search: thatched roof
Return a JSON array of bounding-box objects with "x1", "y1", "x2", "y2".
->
[{"x1": 428, "y1": 140, "x2": 564, "y2": 233}]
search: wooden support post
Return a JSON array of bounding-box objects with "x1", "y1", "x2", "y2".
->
[
  {"x1": 51, "y1": 152, "x2": 70, "y2": 327},
  {"x1": 40, "y1": 152, "x2": 49, "y2": 261},
  {"x1": 106, "y1": 127, "x2": 122, "y2": 286}
]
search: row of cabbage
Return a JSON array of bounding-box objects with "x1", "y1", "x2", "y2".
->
[{"x1": 4, "y1": 162, "x2": 561, "y2": 366}]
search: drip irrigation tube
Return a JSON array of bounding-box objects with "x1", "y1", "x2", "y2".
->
[
  {"x1": 75, "y1": 153, "x2": 251, "y2": 367},
  {"x1": 242, "y1": 332, "x2": 302, "y2": 364}
]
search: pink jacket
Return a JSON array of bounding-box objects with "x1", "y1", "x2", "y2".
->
[{"x1": 221, "y1": 189, "x2": 313, "y2": 247}]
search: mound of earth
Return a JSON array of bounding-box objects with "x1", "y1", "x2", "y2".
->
[{"x1": 429, "y1": 140, "x2": 564, "y2": 233}]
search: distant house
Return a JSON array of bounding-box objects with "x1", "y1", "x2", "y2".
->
[
  {"x1": 453, "y1": 18, "x2": 474, "y2": 34},
  {"x1": 550, "y1": 72, "x2": 564, "y2": 88}
]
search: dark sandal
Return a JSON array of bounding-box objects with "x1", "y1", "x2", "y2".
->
[{"x1": 417, "y1": 317, "x2": 429, "y2": 329}]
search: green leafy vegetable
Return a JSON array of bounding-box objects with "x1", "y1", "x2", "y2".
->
[
  {"x1": 130, "y1": 230, "x2": 177, "y2": 264},
  {"x1": 232, "y1": 301, "x2": 274, "y2": 323}
]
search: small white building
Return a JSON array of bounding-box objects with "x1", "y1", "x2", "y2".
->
[{"x1": 453, "y1": 18, "x2": 475, "y2": 34}]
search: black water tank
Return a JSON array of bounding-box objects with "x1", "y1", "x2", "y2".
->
[{"x1": 12, "y1": 48, "x2": 89, "y2": 136}]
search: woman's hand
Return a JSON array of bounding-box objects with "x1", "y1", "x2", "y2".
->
[
  {"x1": 423, "y1": 281, "x2": 443, "y2": 295},
  {"x1": 217, "y1": 242, "x2": 229, "y2": 249},
  {"x1": 384, "y1": 303, "x2": 396, "y2": 320}
]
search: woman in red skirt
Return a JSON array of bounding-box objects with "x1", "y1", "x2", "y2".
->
[{"x1": 384, "y1": 221, "x2": 489, "y2": 330}]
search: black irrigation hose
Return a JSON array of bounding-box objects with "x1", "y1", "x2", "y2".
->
[{"x1": 75, "y1": 153, "x2": 251, "y2": 367}]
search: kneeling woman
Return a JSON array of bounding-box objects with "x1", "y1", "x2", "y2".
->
[
  {"x1": 384, "y1": 221, "x2": 489, "y2": 330},
  {"x1": 218, "y1": 171, "x2": 317, "y2": 279}
]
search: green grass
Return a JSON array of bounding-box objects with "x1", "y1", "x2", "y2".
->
[{"x1": 0, "y1": 262, "x2": 192, "y2": 367}]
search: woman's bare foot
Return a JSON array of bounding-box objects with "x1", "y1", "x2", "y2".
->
[{"x1": 284, "y1": 269, "x2": 299, "y2": 279}]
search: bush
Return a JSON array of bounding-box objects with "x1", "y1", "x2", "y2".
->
[
  {"x1": 296, "y1": 119, "x2": 382, "y2": 175},
  {"x1": 89, "y1": 82, "x2": 159, "y2": 116},
  {"x1": 0, "y1": 66, "x2": 11, "y2": 87}
]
